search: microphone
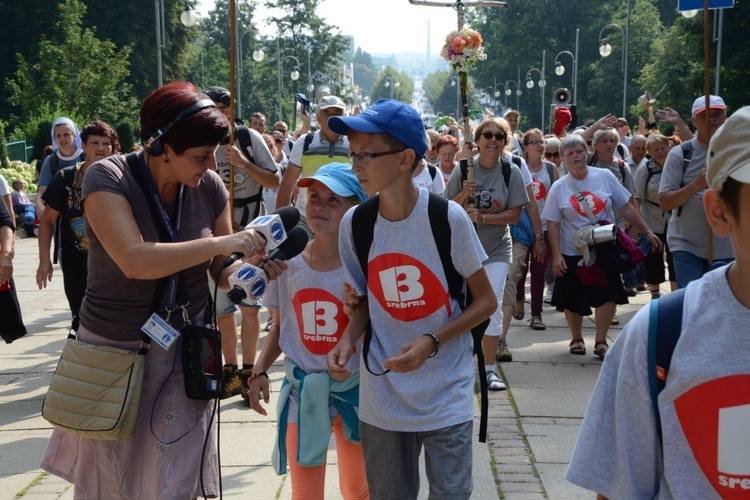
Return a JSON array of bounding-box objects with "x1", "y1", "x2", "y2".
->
[
  {"x1": 227, "y1": 227, "x2": 309, "y2": 303},
  {"x1": 222, "y1": 206, "x2": 300, "y2": 267}
]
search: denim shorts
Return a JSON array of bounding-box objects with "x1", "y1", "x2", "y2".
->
[{"x1": 359, "y1": 420, "x2": 473, "y2": 500}]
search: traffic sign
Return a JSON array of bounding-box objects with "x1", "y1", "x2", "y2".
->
[{"x1": 678, "y1": 0, "x2": 733, "y2": 11}]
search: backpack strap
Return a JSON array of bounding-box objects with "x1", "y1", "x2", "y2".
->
[
  {"x1": 676, "y1": 142, "x2": 693, "y2": 217},
  {"x1": 351, "y1": 192, "x2": 489, "y2": 442},
  {"x1": 427, "y1": 163, "x2": 437, "y2": 181},
  {"x1": 302, "y1": 132, "x2": 315, "y2": 154},
  {"x1": 463, "y1": 158, "x2": 509, "y2": 188},
  {"x1": 647, "y1": 288, "x2": 686, "y2": 447},
  {"x1": 617, "y1": 143, "x2": 626, "y2": 160},
  {"x1": 617, "y1": 158, "x2": 627, "y2": 186},
  {"x1": 544, "y1": 160, "x2": 555, "y2": 185},
  {"x1": 231, "y1": 125, "x2": 264, "y2": 226},
  {"x1": 351, "y1": 196, "x2": 382, "y2": 377},
  {"x1": 49, "y1": 154, "x2": 60, "y2": 178}
]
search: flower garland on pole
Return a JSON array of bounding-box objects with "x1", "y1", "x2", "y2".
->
[{"x1": 441, "y1": 27, "x2": 487, "y2": 206}]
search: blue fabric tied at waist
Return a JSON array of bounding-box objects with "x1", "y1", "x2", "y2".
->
[{"x1": 272, "y1": 357, "x2": 360, "y2": 474}]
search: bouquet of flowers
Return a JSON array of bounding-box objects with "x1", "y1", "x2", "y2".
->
[{"x1": 440, "y1": 28, "x2": 487, "y2": 73}]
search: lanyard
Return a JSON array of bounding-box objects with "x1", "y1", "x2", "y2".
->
[{"x1": 138, "y1": 155, "x2": 185, "y2": 312}]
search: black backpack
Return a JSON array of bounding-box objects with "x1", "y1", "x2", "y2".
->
[
  {"x1": 232, "y1": 123, "x2": 263, "y2": 227},
  {"x1": 351, "y1": 192, "x2": 491, "y2": 443}
]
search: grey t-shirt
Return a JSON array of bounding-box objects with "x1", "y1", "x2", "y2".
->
[
  {"x1": 659, "y1": 138, "x2": 734, "y2": 259},
  {"x1": 443, "y1": 155, "x2": 529, "y2": 264},
  {"x1": 634, "y1": 159, "x2": 668, "y2": 234},
  {"x1": 566, "y1": 267, "x2": 750, "y2": 498},
  {"x1": 79, "y1": 154, "x2": 228, "y2": 341},
  {"x1": 339, "y1": 188, "x2": 488, "y2": 432}
]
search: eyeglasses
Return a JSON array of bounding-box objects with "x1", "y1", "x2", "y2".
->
[
  {"x1": 544, "y1": 151, "x2": 560, "y2": 158},
  {"x1": 481, "y1": 132, "x2": 506, "y2": 141},
  {"x1": 347, "y1": 149, "x2": 406, "y2": 162},
  {"x1": 526, "y1": 140, "x2": 544, "y2": 147},
  {"x1": 274, "y1": 128, "x2": 287, "y2": 134},
  {"x1": 274, "y1": 139, "x2": 284, "y2": 144}
]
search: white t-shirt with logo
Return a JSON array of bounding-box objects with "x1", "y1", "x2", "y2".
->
[
  {"x1": 529, "y1": 162, "x2": 554, "y2": 232},
  {"x1": 412, "y1": 163, "x2": 445, "y2": 194},
  {"x1": 263, "y1": 253, "x2": 361, "y2": 424},
  {"x1": 541, "y1": 167, "x2": 631, "y2": 256},
  {"x1": 339, "y1": 188, "x2": 488, "y2": 432},
  {"x1": 566, "y1": 267, "x2": 750, "y2": 499}
]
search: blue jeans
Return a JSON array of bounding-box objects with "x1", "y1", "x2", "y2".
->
[
  {"x1": 360, "y1": 420, "x2": 473, "y2": 500},
  {"x1": 672, "y1": 250, "x2": 733, "y2": 289}
]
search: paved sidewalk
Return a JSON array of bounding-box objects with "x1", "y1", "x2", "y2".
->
[{"x1": 1, "y1": 235, "x2": 660, "y2": 499}]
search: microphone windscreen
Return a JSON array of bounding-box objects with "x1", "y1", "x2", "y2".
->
[{"x1": 270, "y1": 206, "x2": 300, "y2": 231}]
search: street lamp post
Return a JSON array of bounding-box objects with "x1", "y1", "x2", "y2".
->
[
  {"x1": 526, "y1": 57, "x2": 547, "y2": 131},
  {"x1": 154, "y1": 0, "x2": 166, "y2": 86},
  {"x1": 554, "y1": 28, "x2": 579, "y2": 106},
  {"x1": 236, "y1": 29, "x2": 259, "y2": 119},
  {"x1": 599, "y1": 0, "x2": 630, "y2": 117},
  {"x1": 494, "y1": 81, "x2": 506, "y2": 110},
  {"x1": 505, "y1": 80, "x2": 520, "y2": 111},
  {"x1": 384, "y1": 76, "x2": 400, "y2": 100},
  {"x1": 276, "y1": 38, "x2": 300, "y2": 122}
]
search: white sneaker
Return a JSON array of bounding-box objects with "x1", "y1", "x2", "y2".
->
[
  {"x1": 544, "y1": 290, "x2": 553, "y2": 304},
  {"x1": 487, "y1": 372, "x2": 506, "y2": 391}
]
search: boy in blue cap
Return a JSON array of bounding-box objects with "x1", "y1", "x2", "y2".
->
[{"x1": 326, "y1": 99, "x2": 496, "y2": 499}]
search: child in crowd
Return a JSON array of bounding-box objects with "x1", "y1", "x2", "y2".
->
[
  {"x1": 326, "y1": 99, "x2": 496, "y2": 499},
  {"x1": 248, "y1": 163, "x2": 369, "y2": 499}
]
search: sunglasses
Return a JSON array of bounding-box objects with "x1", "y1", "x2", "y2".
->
[
  {"x1": 481, "y1": 132, "x2": 506, "y2": 141},
  {"x1": 274, "y1": 139, "x2": 284, "y2": 144},
  {"x1": 545, "y1": 151, "x2": 560, "y2": 158}
]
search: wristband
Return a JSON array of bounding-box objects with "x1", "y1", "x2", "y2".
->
[
  {"x1": 535, "y1": 232, "x2": 544, "y2": 241},
  {"x1": 248, "y1": 371, "x2": 268, "y2": 384},
  {"x1": 423, "y1": 333, "x2": 440, "y2": 358},
  {"x1": 645, "y1": 229, "x2": 654, "y2": 235},
  {"x1": 481, "y1": 214, "x2": 487, "y2": 225}
]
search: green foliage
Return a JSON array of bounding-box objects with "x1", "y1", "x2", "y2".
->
[
  {"x1": 0, "y1": 121, "x2": 9, "y2": 170},
  {"x1": 0, "y1": 162, "x2": 37, "y2": 194},
  {"x1": 116, "y1": 122, "x2": 136, "y2": 154},
  {"x1": 423, "y1": 70, "x2": 477, "y2": 117},
  {"x1": 371, "y1": 67, "x2": 414, "y2": 103},
  {"x1": 5, "y1": 0, "x2": 138, "y2": 133},
  {"x1": 468, "y1": 0, "x2": 750, "y2": 128}
]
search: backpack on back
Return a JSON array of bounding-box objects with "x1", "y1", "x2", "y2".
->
[
  {"x1": 351, "y1": 192, "x2": 491, "y2": 443},
  {"x1": 232, "y1": 124, "x2": 264, "y2": 227},
  {"x1": 647, "y1": 288, "x2": 686, "y2": 447}
]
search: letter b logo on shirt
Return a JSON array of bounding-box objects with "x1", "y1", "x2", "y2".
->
[
  {"x1": 379, "y1": 265, "x2": 424, "y2": 303},
  {"x1": 293, "y1": 289, "x2": 349, "y2": 355}
]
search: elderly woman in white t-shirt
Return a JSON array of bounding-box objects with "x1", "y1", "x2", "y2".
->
[{"x1": 542, "y1": 135, "x2": 661, "y2": 360}]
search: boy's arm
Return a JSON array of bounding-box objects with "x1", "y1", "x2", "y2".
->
[
  {"x1": 383, "y1": 266, "x2": 496, "y2": 373},
  {"x1": 327, "y1": 295, "x2": 370, "y2": 380}
]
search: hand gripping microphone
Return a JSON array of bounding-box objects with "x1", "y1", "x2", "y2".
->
[
  {"x1": 227, "y1": 227, "x2": 309, "y2": 303},
  {"x1": 222, "y1": 206, "x2": 300, "y2": 267}
]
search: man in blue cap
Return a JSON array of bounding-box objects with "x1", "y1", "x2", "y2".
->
[{"x1": 325, "y1": 99, "x2": 496, "y2": 499}]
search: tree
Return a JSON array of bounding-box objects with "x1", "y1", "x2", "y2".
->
[
  {"x1": 371, "y1": 67, "x2": 414, "y2": 103},
  {"x1": 5, "y1": 0, "x2": 137, "y2": 133},
  {"x1": 353, "y1": 48, "x2": 378, "y2": 98},
  {"x1": 263, "y1": 0, "x2": 350, "y2": 122},
  {"x1": 423, "y1": 70, "x2": 477, "y2": 118}
]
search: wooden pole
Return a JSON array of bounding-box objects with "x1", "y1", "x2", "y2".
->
[
  {"x1": 456, "y1": 1, "x2": 475, "y2": 208},
  {"x1": 228, "y1": 0, "x2": 237, "y2": 227},
  {"x1": 704, "y1": 0, "x2": 713, "y2": 264}
]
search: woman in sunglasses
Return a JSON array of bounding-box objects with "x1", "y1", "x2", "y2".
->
[
  {"x1": 544, "y1": 137, "x2": 564, "y2": 175},
  {"x1": 444, "y1": 117, "x2": 529, "y2": 391}
]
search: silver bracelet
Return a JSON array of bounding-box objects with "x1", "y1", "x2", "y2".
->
[{"x1": 423, "y1": 333, "x2": 440, "y2": 358}]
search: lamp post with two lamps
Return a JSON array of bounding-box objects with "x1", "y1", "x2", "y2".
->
[
  {"x1": 525, "y1": 50, "x2": 546, "y2": 132},
  {"x1": 505, "y1": 80, "x2": 521, "y2": 112},
  {"x1": 384, "y1": 76, "x2": 400, "y2": 100},
  {"x1": 276, "y1": 38, "x2": 300, "y2": 123},
  {"x1": 554, "y1": 28, "x2": 579, "y2": 106}
]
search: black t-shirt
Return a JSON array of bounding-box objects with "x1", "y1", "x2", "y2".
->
[{"x1": 42, "y1": 163, "x2": 88, "y2": 255}]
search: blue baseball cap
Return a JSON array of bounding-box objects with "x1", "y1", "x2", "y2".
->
[
  {"x1": 328, "y1": 99, "x2": 428, "y2": 159},
  {"x1": 297, "y1": 163, "x2": 367, "y2": 202}
]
